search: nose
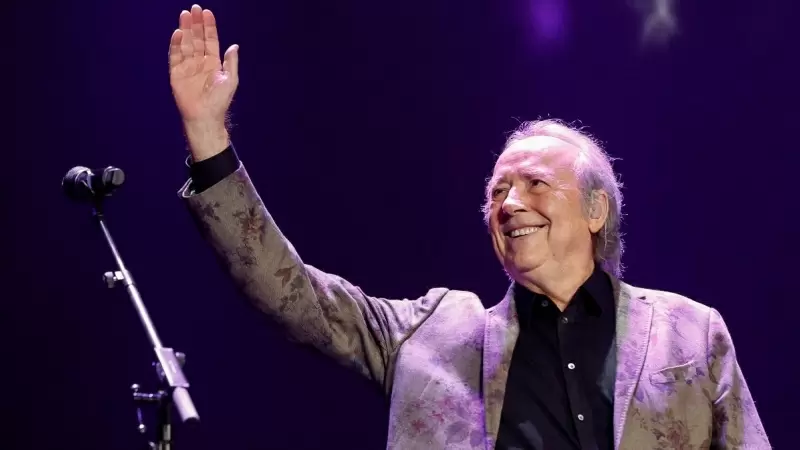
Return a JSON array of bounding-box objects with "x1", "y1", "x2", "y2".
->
[{"x1": 501, "y1": 186, "x2": 527, "y2": 216}]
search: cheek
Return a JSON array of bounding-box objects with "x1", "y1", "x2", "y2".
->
[
  {"x1": 539, "y1": 197, "x2": 586, "y2": 236},
  {"x1": 555, "y1": 217, "x2": 592, "y2": 245},
  {"x1": 488, "y1": 219, "x2": 504, "y2": 248},
  {"x1": 533, "y1": 196, "x2": 558, "y2": 221},
  {"x1": 488, "y1": 207, "x2": 505, "y2": 235}
]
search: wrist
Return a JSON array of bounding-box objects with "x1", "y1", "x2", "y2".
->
[{"x1": 183, "y1": 119, "x2": 230, "y2": 162}]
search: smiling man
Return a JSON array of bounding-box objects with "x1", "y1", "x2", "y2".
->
[
  {"x1": 486, "y1": 130, "x2": 620, "y2": 309},
  {"x1": 170, "y1": 4, "x2": 770, "y2": 449},
  {"x1": 483, "y1": 127, "x2": 623, "y2": 449}
]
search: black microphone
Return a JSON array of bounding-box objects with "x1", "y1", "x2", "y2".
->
[{"x1": 62, "y1": 166, "x2": 126, "y2": 201}]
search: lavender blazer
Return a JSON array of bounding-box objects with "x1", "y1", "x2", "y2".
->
[{"x1": 179, "y1": 164, "x2": 770, "y2": 449}]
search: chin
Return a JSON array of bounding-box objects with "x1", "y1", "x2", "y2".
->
[{"x1": 504, "y1": 255, "x2": 547, "y2": 279}]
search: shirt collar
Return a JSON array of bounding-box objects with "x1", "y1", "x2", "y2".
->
[{"x1": 514, "y1": 263, "x2": 615, "y2": 326}]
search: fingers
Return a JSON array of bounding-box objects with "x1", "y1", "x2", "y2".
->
[
  {"x1": 223, "y1": 44, "x2": 240, "y2": 79},
  {"x1": 170, "y1": 5, "x2": 222, "y2": 70},
  {"x1": 190, "y1": 5, "x2": 205, "y2": 58},
  {"x1": 169, "y1": 29, "x2": 184, "y2": 69},
  {"x1": 203, "y1": 9, "x2": 220, "y2": 59},
  {"x1": 179, "y1": 10, "x2": 193, "y2": 59}
]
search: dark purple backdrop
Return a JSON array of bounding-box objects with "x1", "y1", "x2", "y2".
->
[{"x1": 10, "y1": 0, "x2": 797, "y2": 448}]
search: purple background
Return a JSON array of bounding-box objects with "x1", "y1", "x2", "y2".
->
[{"x1": 10, "y1": 0, "x2": 797, "y2": 448}]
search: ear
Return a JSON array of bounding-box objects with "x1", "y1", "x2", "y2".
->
[{"x1": 588, "y1": 190, "x2": 609, "y2": 233}]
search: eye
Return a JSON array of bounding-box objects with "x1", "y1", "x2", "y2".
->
[
  {"x1": 529, "y1": 179, "x2": 548, "y2": 189},
  {"x1": 491, "y1": 186, "x2": 508, "y2": 198}
]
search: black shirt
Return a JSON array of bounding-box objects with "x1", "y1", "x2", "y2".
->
[
  {"x1": 185, "y1": 146, "x2": 617, "y2": 450},
  {"x1": 495, "y1": 266, "x2": 617, "y2": 450}
]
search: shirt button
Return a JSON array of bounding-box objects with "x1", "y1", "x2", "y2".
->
[
  {"x1": 540, "y1": 300, "x2": 548, "y2": 307},
  {"x1": 561, "y1": 317, "x2": 569, "y2": 324},
  {"x1": 577, "y1": 414, "x2": 585, "y2": 421},
  {"x1": 567, "y1": 363, "x2": 576, "y2": 370}
]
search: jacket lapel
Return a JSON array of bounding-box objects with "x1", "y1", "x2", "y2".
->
[
  {"x1": 482, "y1": 286, "x2": 520, "y2": 450},
  {"x1": 612, "y1": 282, "x2": 654, "y2": 449},
  {"x1": 480, "y1": 278, "x2": 654, "y2": 449}
]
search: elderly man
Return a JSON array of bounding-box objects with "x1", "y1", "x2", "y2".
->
[{"x1": 169, "y1": 5, "x2": 770, "y2": 449}]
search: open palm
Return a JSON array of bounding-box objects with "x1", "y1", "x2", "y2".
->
[{"x1": 169, "y1": 5, "x2": 239, "y2": 124}]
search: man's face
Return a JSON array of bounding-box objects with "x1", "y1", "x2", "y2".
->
[{"x1": 486, "y1": 136, "x2": 597, "y2": 281}]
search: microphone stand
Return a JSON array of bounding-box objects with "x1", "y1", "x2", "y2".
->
[{"x1": 90, "y1": 194, "x2": 199, "y2": 450}]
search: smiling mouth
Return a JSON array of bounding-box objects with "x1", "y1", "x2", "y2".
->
[{"x1": 505, "y1": 226, "x2": 546, "y2": 238}]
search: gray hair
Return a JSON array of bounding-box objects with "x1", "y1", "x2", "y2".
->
[{"x1": 484, "y1": 119, "x2": 625, "y2": 278}]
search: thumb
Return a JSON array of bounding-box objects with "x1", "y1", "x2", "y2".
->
[{"x1": 223, "y1": 44, "x2": 239, "y2": 78}]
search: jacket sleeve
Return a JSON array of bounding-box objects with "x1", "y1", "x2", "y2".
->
[
  {"x1": 178, "y1": 162, "x2": 445, "y2": 387},
  {"x1": 707, "y1": 308, "x2": 771, "y2": 449}
]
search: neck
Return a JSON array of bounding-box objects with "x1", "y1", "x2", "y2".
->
[{"x1": 516, "y1": 260, "x2": 595, "y2": 311}]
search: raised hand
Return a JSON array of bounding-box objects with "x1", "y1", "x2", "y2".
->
[{"x1": 169, "y1": 4, "x2": 239, "y2": 160}]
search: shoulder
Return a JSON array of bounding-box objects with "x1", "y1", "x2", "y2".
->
[
  {"x1": 625, "y1": 282, "x2": 716, "y2": 318},
  {"x1": 621, "y1": 282, "x2": 722, "y2": 336},
  {"x1": 417, "y1": 287, "x2": 488, "y2": 315},
  {"x1": 425, "y1": 287, "x2": 485, "y2": 306}
]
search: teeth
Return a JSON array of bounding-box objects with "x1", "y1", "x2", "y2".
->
[{"x1": 510, "y1": 226, "x2": 543, "y2": 237}]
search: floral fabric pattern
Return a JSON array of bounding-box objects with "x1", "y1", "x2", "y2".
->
[{"x1": 180, "y1": 166, "x2": 771, "y2": 449}]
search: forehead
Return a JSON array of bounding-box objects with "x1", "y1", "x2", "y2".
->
[{"x1": 492, "y1": 136, "x2": 580, "y2": 180}]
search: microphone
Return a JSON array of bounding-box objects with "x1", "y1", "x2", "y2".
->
[{"x1": 62, "y1": 166, "x2": 126, "y2": 201}]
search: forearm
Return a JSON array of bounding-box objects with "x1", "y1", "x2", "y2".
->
[
  {"x1": 179, "y1": 166, "x2": 381, "y2": 369},
  {"x1": 183, "y1": 119, "x2": 230, "y2": 162},
  {"x1": 178, "y1": 163, "x2": 441, "y2": 383}
]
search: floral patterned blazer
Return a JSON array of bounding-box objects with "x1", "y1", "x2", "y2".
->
[{"x1": 180, "y1": 164, "x2": 771, "y2": 449}]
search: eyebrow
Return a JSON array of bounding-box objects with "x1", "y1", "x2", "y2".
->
[
  {"x1": 490, "y1": 166, "x2": 554, "y2": 186},
  {"x1": 519, "y1": 166, "x2": 554, "y2": 179}
]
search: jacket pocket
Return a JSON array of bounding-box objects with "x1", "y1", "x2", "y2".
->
[{"x1": 649, "y1": 360, "x2": 696, "y2": 384}]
